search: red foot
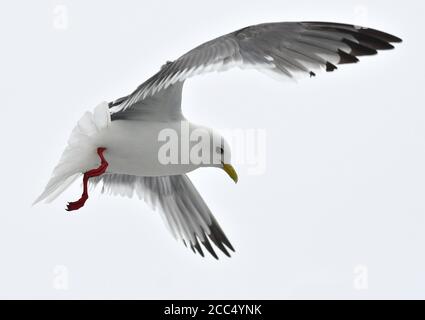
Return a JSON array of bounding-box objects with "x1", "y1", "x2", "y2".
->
[
  {"x1": 66, "y1": 194, "x2": 88, "y2": 211},
  {"x1": 66, "y1": 147, "x2": 108, "y2": 212}
]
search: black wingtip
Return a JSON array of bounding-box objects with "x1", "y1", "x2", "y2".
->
[
  {"x1": 342, "y1": 38, "x2": 378, "y2": 56},
  {"x1": 376, "y1": 42, "x2": 395, "y2": 50},
  {"x1": 206, "y1": 227, "x2": 233, "y2": 258},
  {"x1": 201, "y1": 237, "x2": 219, "y2": 260},
  {"x1": 191, "y1": 238, "x2": 205, "y2": 257},
  {"x1": 337, "y1": 49, "x2": 359, "y2": 64},
  {"x1": 360, "y1": 28, "x2": 403, "y2": 43},
  {"x1": 303, "y1": 21, "x2": 402, "y2": 44},
  {"x1": 392, "y1": 36, "x2": 403, "y2": 43},
  {"x1": 304, "y1": 22, "x2": 399, "y2": 51},
  {"x1": 326, "y1": 62, "x2": 338, "y2": 72},
  {"x1": 342, "y1": 29, "x2": 396, "y2": 50},
  {"x1": 210, "y1": 220, "x2": 235, "y2": 253},
  {"x1": 184, "y1": 229, "x2": 233, "y2": 260}
]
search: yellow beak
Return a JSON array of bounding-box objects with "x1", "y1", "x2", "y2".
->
[{"x1": 222, "y1": 163, "x2": 238, "y2": 184}]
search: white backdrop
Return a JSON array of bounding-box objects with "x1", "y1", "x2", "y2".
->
[{"x1": 0, "y1": 0, "x2": 423, "y2": 299}]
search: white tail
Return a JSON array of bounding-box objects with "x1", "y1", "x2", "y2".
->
[{"x1": 33, "y1": 102, "x2": 111, "y2": 205}]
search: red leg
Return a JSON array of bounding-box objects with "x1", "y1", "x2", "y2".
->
[{"x1": 66, "y1": 147, "x2": 108, "y2": 211}]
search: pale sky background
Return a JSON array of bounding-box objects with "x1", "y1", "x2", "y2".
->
[{"x1": 0, "y1": 0, "x2": 423, "y2": 299}]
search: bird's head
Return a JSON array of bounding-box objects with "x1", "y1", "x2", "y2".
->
[{"x1": 196, "y1": 128, "x2": 238, "y2": 184}]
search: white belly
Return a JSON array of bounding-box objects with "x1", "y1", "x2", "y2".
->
[{"x1": 93, "y1": 120, "x2": 199, "y2": 177}]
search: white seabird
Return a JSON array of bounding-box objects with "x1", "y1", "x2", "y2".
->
[{"x1": 34, "y1": 21, "x2": 401, "y2": 259}]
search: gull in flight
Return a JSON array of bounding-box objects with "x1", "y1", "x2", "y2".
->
[{"x1": 35, "y1": 22, "x2": 401, "y2": 259}]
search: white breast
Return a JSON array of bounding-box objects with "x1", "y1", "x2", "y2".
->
[{"x1": 95, "y1": 119, "x2": 201, "y2": 177}]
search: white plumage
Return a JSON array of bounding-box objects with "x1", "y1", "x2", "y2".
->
[{"x1": 34, "y1": 102, "x2": 111, "y2": 204}]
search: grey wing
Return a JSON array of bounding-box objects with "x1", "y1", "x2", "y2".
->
[
  {"x1": 90, "y1": 173, "x2": 234, "y2": 259},
  {"x1": 110, "y1": 80, "x2": 184, "y2": 122},
  {"x1": 112, "y1": 21, "x2": 401, "y2": 113}
]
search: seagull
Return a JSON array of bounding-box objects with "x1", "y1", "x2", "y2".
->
[{"x1": 34, "y1": 21, "x2": 401, "y2": 259}]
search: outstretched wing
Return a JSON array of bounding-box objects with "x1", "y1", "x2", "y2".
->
[
  {"x1": 90, "y1": 173, "x2": 235, "y2": 259},
  {"x1": 111, "y1": 21, "x2": 401, "y2": 113}
]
